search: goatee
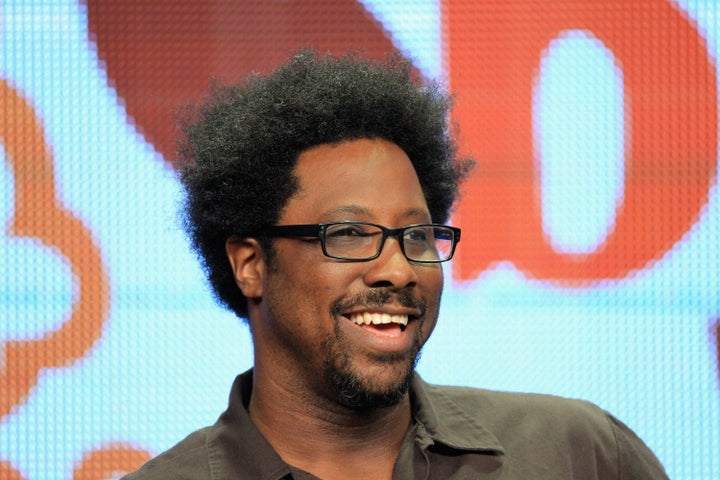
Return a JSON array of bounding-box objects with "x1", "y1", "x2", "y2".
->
[
  {"x1": 323, "y1": 349, "x2": 421, "y2": 410},
  {"x1": 323, "y1": 287, "x2": 428, "y2": 410}
]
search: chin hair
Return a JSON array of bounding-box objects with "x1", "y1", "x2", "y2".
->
[{"x1": 323, "y1": 352, "x2": 420, "y2": 411}]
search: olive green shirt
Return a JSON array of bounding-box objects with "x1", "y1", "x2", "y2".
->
[{"x1": 123, "y1": 369, "x2": 668, "y2": 479}]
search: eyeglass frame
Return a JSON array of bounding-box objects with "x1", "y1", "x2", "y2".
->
[{"x1": 247, "y1": 221, "x2": 461, "y2": 263}]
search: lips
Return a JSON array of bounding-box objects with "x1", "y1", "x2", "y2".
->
[
  {"x1": 333, "y1": 302, "x2": 423, "y2": 357},
  {"x1": 332, "y1": 290, "x2": 425, "y2": 344}
]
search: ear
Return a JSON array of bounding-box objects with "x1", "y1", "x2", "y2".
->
[{"x1": 225, "y1": 237, "x2": 265, "y2": 299}]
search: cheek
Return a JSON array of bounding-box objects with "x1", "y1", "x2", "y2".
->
[
  {"x1": 270, "y1": 247, "x2": 357, "y2": 320},
  {"x1": 419, "y1": 264, "x2": 444, "y2": 297},
  {"x1": 419, "y1": 266, "x2": 444, "y2": 328}
]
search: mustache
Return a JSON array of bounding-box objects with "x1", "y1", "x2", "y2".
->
[{"x1": 330, "y1": 288, "x2": 427, "y2": 317}]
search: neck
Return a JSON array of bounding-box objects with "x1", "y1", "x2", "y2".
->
[{"x1": 249, "y1": 365, "x2": 412, "y2": 480}]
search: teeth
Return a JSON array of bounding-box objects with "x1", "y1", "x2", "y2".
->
[{"x1": 349, "y1": 312, "x2": 409, "y2": 327}]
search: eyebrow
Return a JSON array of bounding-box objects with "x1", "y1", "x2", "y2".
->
[{"x1": 320, "y1": 205, "x2": 431, "y2": 221}]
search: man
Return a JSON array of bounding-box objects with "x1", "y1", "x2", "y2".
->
[{"x1": 124, "y1": 50, "x2": 668, "y2": 479}]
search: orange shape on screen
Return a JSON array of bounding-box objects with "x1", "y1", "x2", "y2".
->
[
  {"x1": 72, "y1": 444, "x2": 151, "y2": 480},
  {"x1": 0, "y1": 461, "x2": 25, "y2": 480},
  {"x1": 0, "y1": 79, "x2": 109, "y2": 419},
  {"x1": 85, "y1": 0, "x2": 403, "y2": 165},
  {"x1": 445, "y1": 0, "x2": 717, "y2": 282}
]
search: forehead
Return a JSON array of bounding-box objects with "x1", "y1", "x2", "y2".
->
[{"x1": 283, "y1": 138, "x2": 430, "y2": 223}]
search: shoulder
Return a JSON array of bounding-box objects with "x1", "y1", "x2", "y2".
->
[
  {"x1": 417, "y1": 380, "x2": 668, "y2": 478},
  {"x1": 422, "y1": 380, "x2": 612, "y2": 430},
  {"x1": 422, "y1": 381, "x2": 617, "y2": 448},
  {"x1": 121, "y1": 427, "x2": 212, "y2": 480}
]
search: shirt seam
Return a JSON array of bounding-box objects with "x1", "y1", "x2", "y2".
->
[
  {"x1": 205, "y1": 428, "x2": 218, "y2": 480},
  {"x1": 603, "y1": 410, "x2": 622, "y2": 480},
  {"x1": 431, "y1": 388, "x2": 503, "y2": 453}
]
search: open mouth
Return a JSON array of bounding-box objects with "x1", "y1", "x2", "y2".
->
[{"x1": 347, "y1": 312, "x2": 410, "y2": 332}]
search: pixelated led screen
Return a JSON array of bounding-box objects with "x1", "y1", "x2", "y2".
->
[{"x1": 1, "y1": 1, "x2": 718, "y2": 478}]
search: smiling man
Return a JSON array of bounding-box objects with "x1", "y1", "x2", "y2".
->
[
  {"x1": 123, "y1": 51, "x2": 668, "y2": 479},
  {"x1": 239, "y1": 139, "x2": 443, "y2": 418}
]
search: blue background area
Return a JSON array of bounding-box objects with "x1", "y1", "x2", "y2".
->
[{"x1": 1, "y1": 1, "x2": 718, "y2": 478}]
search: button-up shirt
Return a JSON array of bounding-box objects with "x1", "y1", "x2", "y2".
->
[{"x1": 123, "y1": 369, "x2": 668, "y2": 479}]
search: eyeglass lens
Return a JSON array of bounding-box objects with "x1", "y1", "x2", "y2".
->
[{"x1": 323, "y1": 223, "x2": 454, "y2": 261}]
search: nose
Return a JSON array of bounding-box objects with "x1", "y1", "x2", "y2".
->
[{"x1": 363, "y1": 237, "x2": 418, "y2": 289}]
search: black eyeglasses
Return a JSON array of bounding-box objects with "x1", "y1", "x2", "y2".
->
[{"x1": 253, "y1": 222, "x2": 461, "y2": 263}]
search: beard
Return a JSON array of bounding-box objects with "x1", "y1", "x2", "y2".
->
[
  {"x1": 322, "y1": 288, "x2": 427, "y2": 410},
  {"x1": 322, "y1": 339, "x2": 423, "y2": 410}
]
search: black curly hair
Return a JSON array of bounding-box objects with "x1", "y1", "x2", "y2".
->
[{"x1": 179, "y1": 50, "x2": 472, "y2": 320}]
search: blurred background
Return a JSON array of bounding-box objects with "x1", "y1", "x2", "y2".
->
[{"x1": 1, "y1": 1, "x2": 718, "y2": 478}]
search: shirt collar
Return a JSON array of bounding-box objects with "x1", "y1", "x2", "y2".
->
[
  {"x1": 206, "y1": 370, "x2": 504, "y2": 480},
  {"x1": 206, "y1": 370, "x2": 294, "y2": 480},
  {"x1": 409, "y1": 372, "x2": 505, "y2": 455}
]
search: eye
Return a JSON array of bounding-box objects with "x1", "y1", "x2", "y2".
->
[
  {"x1": 326, "y1": 223, "x2": 374, "y2": 238},
  {"x1": 405, "y1": 228, "x2": 429, "y2": 242}
]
